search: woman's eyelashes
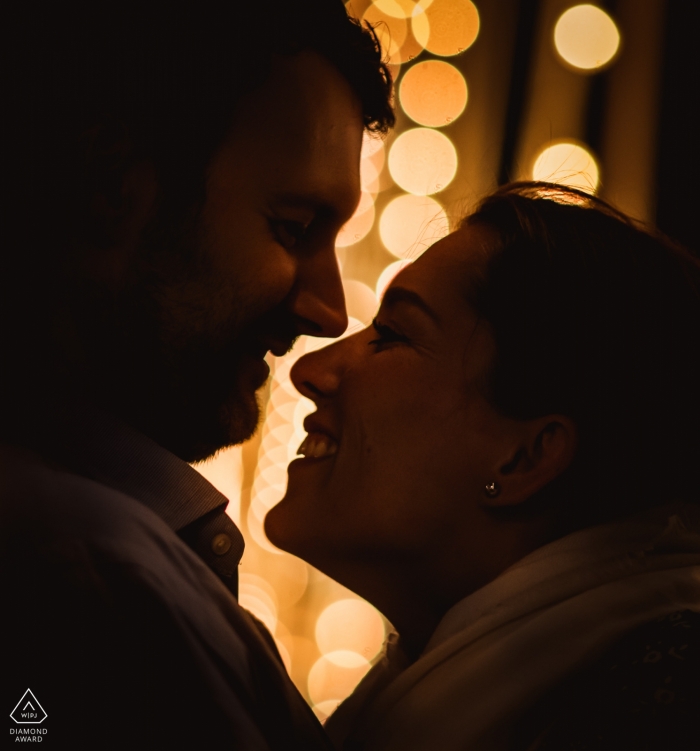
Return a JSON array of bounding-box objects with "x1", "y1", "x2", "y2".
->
[
  {"x1": 368, "y1": 317, "x2": 410, "y2": 349},
  {"x1": 270, "y1": 218, "x2": 311, "y2": 250}
]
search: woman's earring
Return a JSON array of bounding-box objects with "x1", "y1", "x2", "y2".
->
[{"x1": 484, "y1": 481, "x2": 501, "y2": 498}]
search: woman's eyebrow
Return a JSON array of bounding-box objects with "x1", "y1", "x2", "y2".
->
[{"x1": 381, "y1": 286, "x2": 441, "y2": 325}]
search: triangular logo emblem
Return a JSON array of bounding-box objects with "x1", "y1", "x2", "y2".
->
[{"x1": 10, "y1": 689, "x2": 47, "y2": 724}]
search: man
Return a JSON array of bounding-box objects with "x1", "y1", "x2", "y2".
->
[{"x1": 1, "y1": 2, "x2": 393, "y2": 747}]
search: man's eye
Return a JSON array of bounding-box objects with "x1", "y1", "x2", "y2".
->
[
  {"x1": 271, "y1": 220, "x2": 310, "y2": 249},
  {"x1": 368, "y1": 317, "x2": 409, "y2": 348}
]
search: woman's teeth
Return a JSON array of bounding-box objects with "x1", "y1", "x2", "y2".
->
[{"x1": 297, "y1": 433, "x2": 338, "y2": 459}]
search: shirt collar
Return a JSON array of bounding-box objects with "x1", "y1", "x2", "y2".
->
[{"x1": 21, "y1": 395, "x2": 236, "y2": 533}]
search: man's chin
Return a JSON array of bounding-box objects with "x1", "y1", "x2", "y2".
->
[
  {"x1": 189, "y1": 396, "x2": 263, "y2": 463},
  {"x1": 149, "y1": 378, "x2": 264, "y2": 463}
]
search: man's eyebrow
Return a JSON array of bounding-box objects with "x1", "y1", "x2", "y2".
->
[{"x1": 381, "y1": 286, "x2": 440, "y2": 325}]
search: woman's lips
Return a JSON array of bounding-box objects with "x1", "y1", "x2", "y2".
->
[{"x1": 297, "y1": 431, "x2": 338, "y2": 459}]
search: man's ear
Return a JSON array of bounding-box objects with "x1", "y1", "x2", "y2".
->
[
  {"x1": 484, "y1": 415, "x2": 578, "y2": 507},
  {"x1": 79, "y1": 122, "x2": 158, "y2": 278}
]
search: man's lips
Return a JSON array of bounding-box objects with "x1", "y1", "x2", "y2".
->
[
  {"x1": 246, "y1": 336, "x2": 296, "y2": 360},
  {"x1": 266, "y1": 338, "x2": 296, "y2": 357}
]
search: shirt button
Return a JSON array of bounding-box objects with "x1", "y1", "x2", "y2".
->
[{"x1": 211, "y1": 533, "x2": 232, "y2": 556}]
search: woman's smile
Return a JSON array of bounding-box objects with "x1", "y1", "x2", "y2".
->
[
  {"x1": 296, "y1": 432, "x2": 338, "y2": 460},
  {"x1": 264, "y1": 224, "x2": 511, "y2": 594}
]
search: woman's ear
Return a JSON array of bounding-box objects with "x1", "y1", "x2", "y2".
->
[{"x1": 484, "y1": 415, "x2": 578, "y2": 507}]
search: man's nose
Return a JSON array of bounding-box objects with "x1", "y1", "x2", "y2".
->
[{"x1": 288, "y1": 243, "x2": 348, "y2": 339}]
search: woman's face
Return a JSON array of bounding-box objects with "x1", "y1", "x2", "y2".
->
[{"x1": 265, "y1": 225, "x2": 518, "y2": 580}]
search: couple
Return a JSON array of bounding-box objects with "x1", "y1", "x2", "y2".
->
[{"x1": 2, "y1": 2, "x2": 698, "y2": 750}]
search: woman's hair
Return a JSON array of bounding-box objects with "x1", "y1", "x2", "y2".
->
[{"x1": 464, "y1": 182, "x2": 700, "y2": 528}]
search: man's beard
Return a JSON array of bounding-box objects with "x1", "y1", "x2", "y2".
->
[{"x1": 73, "y1": 204, "x2": 296, "y2": 463}]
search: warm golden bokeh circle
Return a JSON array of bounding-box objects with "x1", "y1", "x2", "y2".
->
[
  {"x1": 532, "y1": 141, "x2": 600, "y2": 193},
  {"x1": 238, "y1": 574, "x2": 278, "y2": 634},
  {"x1": 315, "y1": 599, "x2": 386, "y2": 661},
  {"x1": 312, "y1": 699, "x2": 342, "y2": 723},
  {"x1": 379, "y1": 193, "x2": 450, "y2": 259},
  {"x1": 375, "y1": 259, "x2": 413, "y2": 299},
  {"x1": 388, "y1": 127, "x2": 458, "y2": 195},
  {"x1": 554, "y1": 4, "x2": 620, "y2": 71},
  {"x1": 308, "y1": 651, "x2": 372, "y2": 705},
  {"x1": 400, "y1": 60, "x2": 468, "y2": 127},
  {"x1": 412, "y1": 0, "x2": 480, "y2": 57},
  {"x1": 335, "y1": 197, "x2": 376, "y2": 248},
  {"x1": 362, "y1": 3, "x2": 408, "y2": 65},
  {"x1": 342, "y1": 280, "x2": 378, "y2": 324},
  {"x1": 265, "y1": 554, "x2": 310, "y2": 610},
  {"x1": 360, "y1": 158, "x2": 380, "y2": 196},
  {"x1": 374, "y1": 0, "x2": 421, "y2": 18},
  {"x1": 362, "y1": 131, "x2": 385, "y2": 160}
]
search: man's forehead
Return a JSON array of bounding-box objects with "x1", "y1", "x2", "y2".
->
[
  {"x1": 237, "y1": 50, "x2": 363, "y2": 150},
  {"x1": 215, "y1": 50, "x2": 363, "y2": 216}
]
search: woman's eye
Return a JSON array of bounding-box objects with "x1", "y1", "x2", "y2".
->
[
  {"x1": 368, "y1": 318, "x2": 409, "y2": 349},
  {"x1": 272, "y1": 220, "x2": 310, "y2": 249}
]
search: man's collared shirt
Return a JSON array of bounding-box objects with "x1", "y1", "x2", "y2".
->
[
  {"x1": 29, "y1": 399, "x2": 246, "y2": 597},
  {"x1": 1, "y1": 399, "x2": 330, "y2": 750}
]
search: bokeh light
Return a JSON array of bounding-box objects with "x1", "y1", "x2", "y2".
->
[
  {"x1": 266, "y1": 555, "x2": 309, "y2": 611},
  {"x1": 374, "y1": 0, "x2": 423, "y2": 18},
  {"x1": 532, "y1": 141, "x2": 600, "y2": 193},
  {"x1": 308, "y1": 651, "x2": 372, "y2": 705},
  {"x1": 280, "y1": 633, "x2": 318, "y2": 696},
  {"x1": 316, "y1": 599, "x2": 386, "y2": 661},
  {"x1": 412, "y1": 0, "x2": 480, "y2": 57},
  {"x1": 375, "y1": 259, "x2": 413, "y2": 299},
  {"x1": 312, "y1": 700, "x2": 342, "y2": 723},
  {"x1": 360, "y1": 159, "x2": 381, "y2": 196},
  {"x1": 342, "y1": 280, "x2": 378, "y2": 324},
  {"x1": 239, "y1": 573, "x2": 278, "y2": 634},
  {"x1": 554, "y1": 4, "x2": 620, "y2": 71},
  {"x1": 362, "y1": 3, "x2": 408, "y2": 65},
  {"x1": 359, "y1": 0, "x2": 429, "y2": 64},
  {"x1": 380, "y1": 193, "x2": 450, "y2": 259},
  {"x1": 388, "y1": 127, "x2": 457, "y2": 195},
  {"x1": 399, "y1": 60, "x2": 468, "y2": 127},
  {"x1": 362, "y1": 131, "x2": 385, "y2": 159},
  {"x1": 360, "y1": 132, "x2": 387, "y2": 196},
  {"x1": 336, "y1": 193, "x2": 375, "y2": 248}
]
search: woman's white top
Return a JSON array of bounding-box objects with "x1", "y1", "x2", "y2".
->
[{"x1": 325, "y1": 503, "x2": 700, "y2": 751}]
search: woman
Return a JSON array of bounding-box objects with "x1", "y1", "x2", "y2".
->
[{"x1": 264, "y1": 183, "x2": 700, "y2": 750}]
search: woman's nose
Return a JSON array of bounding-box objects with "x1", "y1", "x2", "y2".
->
[
  {"x1": 288, "y1": 244, "x2": 348, "y2": 339},
  {"x1": 290, "y1": 338, "x2": 348, "y2": 402}
]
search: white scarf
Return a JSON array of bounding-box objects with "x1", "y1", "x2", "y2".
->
[{"x1": 325, "y1": 504, "x2": 700, "y2": 751}]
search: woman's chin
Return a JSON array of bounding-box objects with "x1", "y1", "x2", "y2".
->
[
  {"x1": 263, "y1": 499, "x2": 306, "y2": 556},
  {"x1": 264, "y1": 495, "x2": 331, "y2": 566},
  {"x1": 263, "y1": 503, "x2": 287, "y2": 547}
]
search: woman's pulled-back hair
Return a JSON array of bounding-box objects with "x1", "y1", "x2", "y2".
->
[{"x1": 465, "y1": 182, "x2": 700, "y2": 528}]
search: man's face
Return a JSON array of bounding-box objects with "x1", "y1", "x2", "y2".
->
[{"x1": 84, "y1": 51, "x2": 363, "y2": 461}]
